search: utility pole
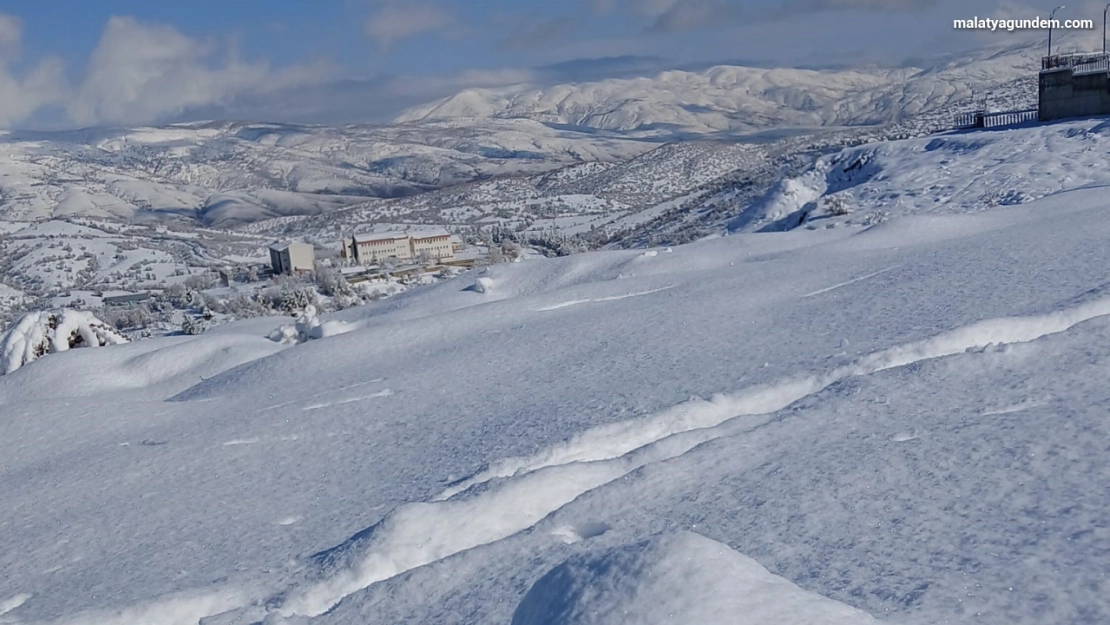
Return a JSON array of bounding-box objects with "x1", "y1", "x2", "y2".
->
[
  {"x1": 1104, "y1": 3, "x2": 1109, "y2": 55},
  {"x1": 1048, "y1": 5, "x2": 1065, "y2": 60}
]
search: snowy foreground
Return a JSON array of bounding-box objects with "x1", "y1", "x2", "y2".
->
[{"x1": 4, "y1": 185, "x2": 1110, "y2": 624}]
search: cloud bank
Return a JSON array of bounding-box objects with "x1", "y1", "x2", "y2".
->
[{"x1": 0, "y1": 13, "x2": 330, "y2": 130}]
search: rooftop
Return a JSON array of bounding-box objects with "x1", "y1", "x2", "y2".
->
[
  {"x1": 354, "y1": 232, "x2": 410, "y2": 243},
  {"x1": 269, "y1": 241, "x2": 313, "y2": 252},
  {"x1": 353, "y1": 228, "x2": 451, "y2": 243},
  {"x1": 410, "y1": 227, "x2": 451, "y2": 240}
]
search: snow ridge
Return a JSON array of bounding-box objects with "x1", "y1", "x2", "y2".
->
[{"x1": 265, "y1": 289, "x2": 1110, "y2": 619}]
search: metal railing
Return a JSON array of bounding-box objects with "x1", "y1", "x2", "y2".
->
[
  {"x1": 1073, "y1": 58, "x2": 1110, "y2": 75},
  {"x1": 1042, "y1": 52, "x2": 1110, "y2": 71},
  {"x1": 954, "y1": 109, "x2": 1039, "y2": 129}
]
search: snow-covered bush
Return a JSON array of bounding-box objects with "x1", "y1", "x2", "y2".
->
[
  {"x1": 0, "y1": 310, "x2": 129, "y2": 375},
  {"x1": 101, "y1": 305, "x2": 153, "y2": 331},
  {"x1": 860, "y1": 210, "x2": 890, "y2": 226},
  {"x1": 181, "y1": 315, "x2": 206, "y2": 335},
  {"x1": 474, "y1": 275, "x2": 495, "y2": 294},
  {"x1": 822, "y1": 194, "x2": 853, "y2": 216},
  {"x1": 261, "y1": 276, "x2": 318, "y2": 313},
  {"x1": 268, "y1": 305, "x2": 352, "y2": 345},
  {"x1": 314, "y1": 266, "x2": 352, "y2": 298}
]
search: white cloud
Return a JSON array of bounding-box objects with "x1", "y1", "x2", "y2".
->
[
  {"x1": 0, "y1": 14, "x2": 67, "y2": 128},
  {"x1": 0, "y1": 13, "x2": 22, "y2": 59},
  {"x1": 65, "y1": 16, "x2": 331, "y2": 127},
  {"x1": 364, "y1": 2, "x2": 453, "y2": 49}
]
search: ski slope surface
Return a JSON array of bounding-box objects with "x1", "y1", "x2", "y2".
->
[{"x1": 3, "y1": 182, "x2": 1110, "y2": 624}]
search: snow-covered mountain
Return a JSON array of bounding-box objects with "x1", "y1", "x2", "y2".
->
[
  {"x1": 395, "y1": 43, "x2": 1047, "y2": 135},
  {"x1": 0, "y1": 41, "x2": 1050, "y2": 235},
  {"x1": 0, "y1": 119, "x2": 652, "y2": 226}
]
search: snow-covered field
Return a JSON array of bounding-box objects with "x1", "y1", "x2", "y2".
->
[{"x1": 3, "y1": 175, "x2": 1110, "y2": 623}]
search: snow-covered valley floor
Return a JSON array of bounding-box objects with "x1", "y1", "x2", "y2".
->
[{"x1": 3, "y1": 183, "x2": 1110, "y2": 624}]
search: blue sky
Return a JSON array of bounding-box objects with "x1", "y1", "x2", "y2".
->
[{"x1": 0, "y1": 0, "x2": 1096, "y2": 128}]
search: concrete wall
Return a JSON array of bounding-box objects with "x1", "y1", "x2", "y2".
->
[
  {"x1": 269, "y1": 248, "x2": 288, "y2": 275},
  {"x1": 286, "y1": 243, "x2": 315, "y2": 272},
  {"x1": 1039, "y1": 68, "x2": 1110, "y2": 121}
]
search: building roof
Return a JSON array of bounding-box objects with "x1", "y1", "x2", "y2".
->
[
  {"x1": 409, "y1": 227, "x2": 450, "y2": 240},
  {"x1": 103, "y1": 292, "x2": 151, "y2": 305},
  {"x1": 354, "y1": 232, "x2": 410, "y2": 243},
  {"x1": 269, "y1": 241, "x2": 313, "y2": 252}
]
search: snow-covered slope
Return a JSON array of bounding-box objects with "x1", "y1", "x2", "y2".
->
[
  {"x1": 396, "y1": 43, "x2": 1045, "y2": 135},
  {"x1": 726, "y1": 117, "x2": 1110, "y2": 233},
  {"x1": 4, "y1": 180, "x2": 1110, "y2": 623}
]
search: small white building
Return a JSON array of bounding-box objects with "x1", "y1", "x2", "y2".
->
[{"x1": 269, "y1": 241, "x2": 315, "y2": 275}]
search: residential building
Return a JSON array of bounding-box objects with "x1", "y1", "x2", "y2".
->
[{"x1": 269, "y1": 241, "x2": 315, "y2": 275}]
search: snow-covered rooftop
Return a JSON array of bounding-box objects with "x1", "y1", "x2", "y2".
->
[
  {"x1": 353, "y1": 232, "x2": 409, "y2": 243},
  {"x1": 409, "y1": 227, "x2": 450, "y2": 240},
  {"x1": 268, "y1": 241, "x2": 313, "y2": 251},
  {"x1": 352, "y1": 228, "x2": 450, "y2": 243}
]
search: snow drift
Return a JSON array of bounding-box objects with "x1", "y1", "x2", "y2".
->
[{"x1": 512, "y1": 532, "x2": 876, "y2": 625}]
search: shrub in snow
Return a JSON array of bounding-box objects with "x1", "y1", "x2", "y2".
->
[
  {"x1": 268, "y1": 305, "x2": 351, "y2": 345},
  {"x1": 181, "y1": 315, "x2": 206, "y2": 335},
  {"x1": 314, "y1": 266, "x2": 353, "y2": 298},
  {"x1": 822, "y1": 194, "x2": 853, "y2": 216},
  {"x1": 261, "y1": 277, "x2": 318, "y2": 314},
  {"x1": 100, "y1": 305, "x2": 153, "y2": 331},
  {"x1": 0, "y1": 309, "x2": 129, "y2": 375},
  {"x1": 861, "y1": 210, "x2": 890, "y2": 226}
]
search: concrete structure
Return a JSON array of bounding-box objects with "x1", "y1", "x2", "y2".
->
[
  {"x1": 269, "y1": 241, "x2": 315, "y2": 275},
  {"x1": 344, "y1": 229, "x2": 456, "y2": 265},
  {"x1": 1039, "y1": 53, "x2": 1110, "y2": 121}
]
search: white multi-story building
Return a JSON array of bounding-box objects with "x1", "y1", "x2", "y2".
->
[
  {"x1": 410, "y1": 228, "x2": 454, "y2": 261},
  {"x1": 343, "y1": 229, "x2": 456, "y2": 265},
  {"x1": 269, "y1": 241, "x2": 315, "y2": 274},
  {"x1": 347, "y1": 232, "x2": 413, "y2": 264}
]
